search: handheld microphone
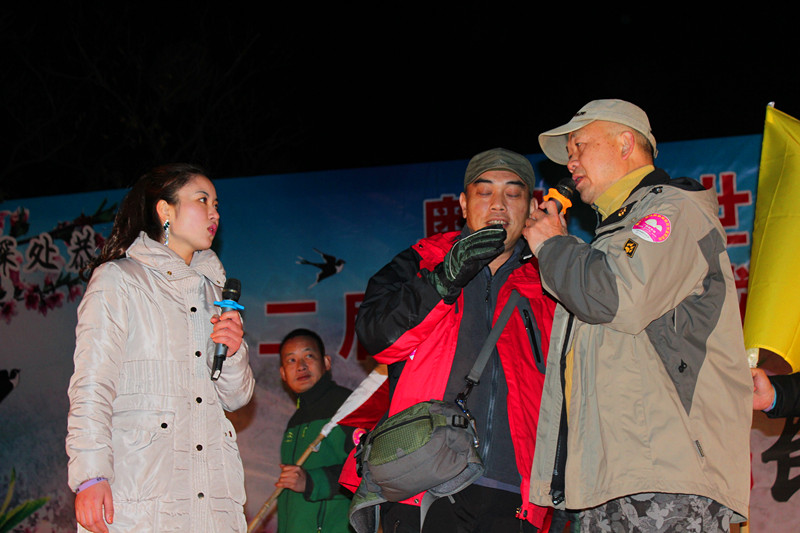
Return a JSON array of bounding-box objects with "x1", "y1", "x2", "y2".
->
[
  {"x1": 211, "y1": 278, "x2": 243, "y2": 381},
  {"x1": 542, "y1": 178, "x2": 577, "y2": 215},
  {"x1": 521, "y1": 178, "x2": 578, "y2": 262}
]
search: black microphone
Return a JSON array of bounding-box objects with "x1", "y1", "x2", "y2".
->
[
  {"x1": 211, "y1": 278, "x2": 242, "y2": 381},
  {"x1": 542, "y1": 178, "x2": 577, "y2": 215}
]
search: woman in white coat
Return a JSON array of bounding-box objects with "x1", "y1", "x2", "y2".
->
[{"x1": 66, "y1": 163, "x2": 255, "y2": 532}]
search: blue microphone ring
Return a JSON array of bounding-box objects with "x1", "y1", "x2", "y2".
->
[{"x1": 214, "y1": 300, "x2": 245, "y2": 310}]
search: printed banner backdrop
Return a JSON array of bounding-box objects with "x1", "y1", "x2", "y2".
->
[{"x1": 0, "y1": 134, "x2": 791, "y2": 531}]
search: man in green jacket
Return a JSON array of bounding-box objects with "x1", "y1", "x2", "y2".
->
[{"x1": 277, "y1": 328, "x2": 355, "y2": 533}]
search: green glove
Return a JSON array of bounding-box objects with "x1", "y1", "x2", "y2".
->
[{"x1": 426, "y1": 224, "x2": 506, "y2": 304}]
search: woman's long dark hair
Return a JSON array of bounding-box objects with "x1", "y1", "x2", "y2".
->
[{"x1": 83, "y1": 163, "x2": 208, "y2": 279}]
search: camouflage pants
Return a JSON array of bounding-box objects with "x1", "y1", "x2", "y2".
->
[{"x1": 578, "y1": 493, "x2": 733, "y2": 533}]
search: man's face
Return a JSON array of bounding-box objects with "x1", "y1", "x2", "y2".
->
[
  {"x1": 566, "y1": 121, "x2": 627, "y2": 205},
  {"x1": 279, "y1": 336, "x2": 331, "y2": 394},
  {"x1": 459, "y1": 170, "x2": 533, "y2": 252}
]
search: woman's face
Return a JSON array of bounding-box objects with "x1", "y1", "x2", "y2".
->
[{"x1": 162, "y1": 174, "x2": 219, "y2": 263}]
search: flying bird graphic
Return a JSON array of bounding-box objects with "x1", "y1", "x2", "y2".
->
[
  {"x1": 296, "y1": 249, "x2": 345, "y2": 289},
  {"x1": 0, "y1": 369, "x2": 20, "y2": 404}
]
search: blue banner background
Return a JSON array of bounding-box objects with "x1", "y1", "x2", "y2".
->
[{"x1": 1, "y1": 134, "x2": 781, "y2": 531}]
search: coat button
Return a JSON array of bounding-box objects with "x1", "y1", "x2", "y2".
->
[
  {"x1": 196, "y1": 444, "x2": 203, "y2": 451},
  {"x1": 161, "y1": 422, "x2": 168, "y2": 428},
  {"x1": 196, "y1": 397, "x2": 202, "y2": 403},
  {"x1": 198, "y1": 492, "x2": 204, "y2": 499},
  {"x1": 195, "y1": 351, "x2": 201, "y2": 357},
  {"x1": 190, "y1": 307, "x2": 197, "y2": 312}
]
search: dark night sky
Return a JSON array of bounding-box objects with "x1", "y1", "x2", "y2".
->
[{"x1": 1, "y1": 4, "x2": 795, "y2": 201}]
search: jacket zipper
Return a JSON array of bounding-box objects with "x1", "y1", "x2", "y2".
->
[
  {"x1": 316, "y1": 499, "x2": 326, "y2": 531},
  {"x1": 522, "y1": 308, "x2": 544, "y2": 373},
  {"x1": 481, "y1": 273, "x2": 496, "y2": 461},
  {"x1": 550, "y1": 314, "x2": 574, "y2": 506}
]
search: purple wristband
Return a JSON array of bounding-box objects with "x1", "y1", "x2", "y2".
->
[
  {"x1": 76, "y1": 477, "x2": 107, "y2": 493},
  {"x1": 765, "y1": 393, "x2": 777, "y2": 413}
]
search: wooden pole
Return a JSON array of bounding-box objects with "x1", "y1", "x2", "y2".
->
[{"x1": 247, "y1": 433, "x2": 326, "y2": 533}]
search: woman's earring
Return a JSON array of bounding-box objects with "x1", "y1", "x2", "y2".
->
[{"x1": 163, "y1": 219, "x2": 170, "y2": 245}]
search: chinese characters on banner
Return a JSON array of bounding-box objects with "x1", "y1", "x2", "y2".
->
[
  {"x1": 3, "y1": 136, "x2": 798, "y2": 531},
  {"x1": 253, "y1": 172, "x2": 755, "y2": 365},
  {"x1": 0, "y1": 201, "x2": 116, "y2": 323}
]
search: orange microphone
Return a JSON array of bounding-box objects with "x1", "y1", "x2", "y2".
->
[
  {"x1": 521, "y1": 178, "x2": 578, "y2": 262},
  {"x1": 543, "y1": 178, "x2": 577, "y2": 215}
]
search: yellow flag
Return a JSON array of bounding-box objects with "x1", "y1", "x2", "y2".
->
[{"x1": 744, "y1": 105, "x2": 800, "y2": 371}]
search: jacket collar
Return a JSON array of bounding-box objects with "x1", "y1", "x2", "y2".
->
[
  {"x1": 596, "y1": 168, "x2": 672, "y2": 230},
  {"x1": 296, "y1": 371, "x2": 335, "y2": 408},
  {"x1": 126, "y1": 232, "x2": 226, "y2": 288},
  {"x1": 594, "y1": 165, "x2": 655, "y2": 220}
]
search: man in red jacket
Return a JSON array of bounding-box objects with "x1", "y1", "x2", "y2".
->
[{"x1": 353, "y1": 148, "x2": 557, "y2": 533}]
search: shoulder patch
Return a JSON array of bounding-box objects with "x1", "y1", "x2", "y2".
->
[
  {"x1": 624, "y1": 239, "x2": 638, "y2": 258},
  {"x1": 632, "y1": 213, "x2": 671, "y2": 243}
]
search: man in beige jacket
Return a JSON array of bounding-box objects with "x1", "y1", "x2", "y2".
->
[{"x1": 524, "y1": 99, "x2": 752, "y2": 532}]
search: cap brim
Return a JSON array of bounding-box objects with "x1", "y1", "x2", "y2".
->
[{"x1": 538, "y1": 118, "x2": 592, "y2": 165}]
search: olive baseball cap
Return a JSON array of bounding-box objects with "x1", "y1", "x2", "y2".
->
[
  {"x1": 538, "y1": 99, "x2": 658, "y2": 165},
  {"x1": 464, "y1": 148, "x2": 536, "y2": 191}
]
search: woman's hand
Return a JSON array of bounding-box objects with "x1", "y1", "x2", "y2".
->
[
  {"x1": 210, "y1": 310, "x2": 244, "y2": 356},
  {"x1": 75, "y1": 480, "x2": 114, "y2": 533}
]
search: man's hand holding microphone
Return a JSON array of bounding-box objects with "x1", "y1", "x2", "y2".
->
[{"x1": 523, "y1": 178, "x2": 574, "y2": 257}]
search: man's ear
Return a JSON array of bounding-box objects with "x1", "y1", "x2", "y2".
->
[
  {"x1": 459, "y1": 191, "x2": 467, "y2": 215},
  {"x1": 620, "y1": 131, "x2": 636, "y2": 160},
  {"x1": 324, "y1": 355, "x2": 331, "y2": 372},
  {"x1": 529, "y1": 195, "x2": 539, "y2": 217},
  {"x1": 279, "y1": 365, "x2": 287, "y2": 383}
]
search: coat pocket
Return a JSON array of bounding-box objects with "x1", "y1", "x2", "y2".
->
[
  {"x1": 210, "y1": 416, "x2": 246, "y2": 505},
  {"x1": 111, "y1": 409, "x2": 175, "y2": 500}
]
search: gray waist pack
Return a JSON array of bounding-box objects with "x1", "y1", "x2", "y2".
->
[
  {"x1": 349, "y1": 291, "x2": 522, "y2": 533},
  {"x1": 360, "y1": 399, "x2": 483, "y2": 502}
]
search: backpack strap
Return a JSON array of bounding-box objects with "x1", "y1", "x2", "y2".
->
[
  {"x1": 457, "y1": 290, "x2": 523, "y2": 409},
  {"x1": 467, "y1": 289, "x2": 523, "y2": 383}
]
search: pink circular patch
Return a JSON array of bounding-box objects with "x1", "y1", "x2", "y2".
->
[
  {"x1": 352, "y1": 427, "x2": 367, "y2": 446},
  {"x1": 632, "y1": 214, "x2": 671, "y2": 243}
]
